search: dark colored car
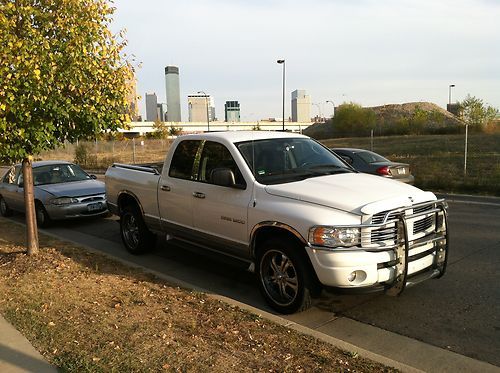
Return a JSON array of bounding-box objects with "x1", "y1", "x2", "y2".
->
[{"x1": 331, "y1": 148, "x2": 415, "y2": 184}]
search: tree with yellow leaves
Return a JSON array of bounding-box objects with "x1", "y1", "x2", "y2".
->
[{"x1": 0, "y1": 0, "x2": 134, "y2": 254}]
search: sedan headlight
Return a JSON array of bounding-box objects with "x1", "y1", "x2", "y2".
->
[
  {"x1": 308, "y1": 226, "x2": 361, "y2": 248},
  {"x1": 51, "y1": 197, "x2": 79, "y2": 205}
]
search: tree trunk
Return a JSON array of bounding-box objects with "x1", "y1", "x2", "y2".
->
[{"x1": 22, "y1": 157, "x2": 39, "y2": 255}]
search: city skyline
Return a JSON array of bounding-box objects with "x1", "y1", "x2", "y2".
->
[{"x1": 112, "y1": 0, "x2": 500, "y2": 121}]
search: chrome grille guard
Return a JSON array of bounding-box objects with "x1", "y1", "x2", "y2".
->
[{"x1": 313, "y1": 199, "x2": 449, "y2": 296}]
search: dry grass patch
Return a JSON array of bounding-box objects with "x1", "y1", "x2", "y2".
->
[{"x1": 0, "y1": 219, "x2": 397, "y2": 372}]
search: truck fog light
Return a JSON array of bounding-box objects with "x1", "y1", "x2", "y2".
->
[
  {"x1": 348, "y1": 270, "x2": 367, "y2": 284},
  {"x1": 348, "y1": 271, "x2": 357, "y2": 282}
]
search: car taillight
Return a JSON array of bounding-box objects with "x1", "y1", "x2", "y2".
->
[{"x1": 376, "y1": 166, "x2": 391, "y2": 176}]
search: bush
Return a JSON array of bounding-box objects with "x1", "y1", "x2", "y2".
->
[{"x1": 74, "y1": 143, "x2": 97, "y2": 168}]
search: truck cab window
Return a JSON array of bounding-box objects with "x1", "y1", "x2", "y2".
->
[
  {"x1": 169, "y1": 140, "x2": 202, "y2": 180},
  {"x1": 198, "y1": 141, "x2": 246, "y2": 188}
]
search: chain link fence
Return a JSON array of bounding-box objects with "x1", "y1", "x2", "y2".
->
[
  {"x1": 322, "y1": 131, "x2": 500, "y2": 195},
  {"x1": 38, "y1": 138, "x2": 173, "y2": 172},
  {"x1": 34, "y1": 132, "x2": 500, "y2": 195}
]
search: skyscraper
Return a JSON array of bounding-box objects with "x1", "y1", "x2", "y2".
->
[
  {"x1": 188, "y1": 94, "x2": 215, "y2": 122},
  {"x1": 145, "y1": 93, "x2": 158, "y2": 121},
  {"x1": 165, "y1": 66, "x2": 181, "y2": 122},
  {"x1": 126, "y1": 77, "x2": 140, "y2": 121},
  {"x1": 291, "y1": 90, "x2": 311, "y2": 122},
  {"x1": 225, "y1": 101, "x2": 240, "y2": 122}
]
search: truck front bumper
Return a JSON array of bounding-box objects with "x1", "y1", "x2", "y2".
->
[{"x1": 306, "y1": 200, "x2": 448, "y2": 295}]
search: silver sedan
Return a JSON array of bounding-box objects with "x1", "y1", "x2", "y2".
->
[{"x1": 0, "y1": 161, "x2": 108, "y2": 227}]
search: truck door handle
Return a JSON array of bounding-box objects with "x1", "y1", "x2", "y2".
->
[
  {"x1": 160, "y1": 185, "x2": 171, "y2": 191},
  {"x1": 192, "y1": 192, "x2": 205, "y2": 199}
]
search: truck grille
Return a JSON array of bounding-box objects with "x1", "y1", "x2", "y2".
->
[
  {"x1": 369, "y1": 204, "x2": 436, "y2": 246},
  {"x1": 413, "y1": 215, "x2": 434, "y2": 235}
]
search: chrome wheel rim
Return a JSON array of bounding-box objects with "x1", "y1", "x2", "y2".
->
[
  {"x1": 122, "y1": 213, "x2": 139, "y2": 249},
  {"x1": 260, "y1": 249, "x2": 299, "y2": 307}
]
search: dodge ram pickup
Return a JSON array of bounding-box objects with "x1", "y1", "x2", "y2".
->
[{"x1": 105, "y1": 131, "x2": 449, "y2": 314}]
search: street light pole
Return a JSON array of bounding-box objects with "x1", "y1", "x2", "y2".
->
[
  {"x1": 326, "y1": 100, "x2": 335, "y2": 117},
  {"x1": 197, "y1": 90, "x2": 210, "y2": 132},
  {"x1": 277, "y1": 59, "x2": 285, "y2": 131},
  {"x1": 448, "y1": 84, "x2": 455, "y2": 106},
  {"x1": 312, "y1": 103, "x2": 321, "y2": 121}
]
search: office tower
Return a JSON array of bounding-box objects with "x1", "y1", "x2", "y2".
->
[
  {"x1": 156, "y1": 103, "x2": 167, "y2": 122},
  {"x1": 126, "y1": 77, "x2": 140, "y2": 121},
  {"x1": 224, "y1": 101, "x2": 240, "y2": 122},
  {"x1": 145, "y1": 93, "x2": 159, "y2": 121},
  {"x1": 291, "y1": 89, "x2": 311, "y2": 122},
  {"x1": 188, "y1": 94, "x2": 215, "y2": 122},
  {"x1": 165, "y1": 66, "x2": 181, "y2": 122}
]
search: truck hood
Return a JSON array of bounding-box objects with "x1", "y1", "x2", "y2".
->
[
  {"x1": 36, "y1": 179, "x2": 105, "y2": 198},
  {"x1": 264, "y1": 173, "x2": 435, "y2": 215}
]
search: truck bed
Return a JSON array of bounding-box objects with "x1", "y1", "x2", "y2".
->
[{"x1": 105, "y1": 163, "x2": 162, "y2": 218}]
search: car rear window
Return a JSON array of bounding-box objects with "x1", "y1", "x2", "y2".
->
[{"x1": 357, "y1": 151, "x2": 389, "y2": 164}]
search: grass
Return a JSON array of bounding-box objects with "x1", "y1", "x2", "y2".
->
[
  {"x1": 0, "y1": 219, "x2": 397, "y2": 372},
  {"x1": 321, "y1": 133, "x2": 500, "y2": 196}
]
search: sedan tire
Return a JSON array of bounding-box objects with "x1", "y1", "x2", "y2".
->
[
  {"x1": 0, "y1": 196, "x2": 13, "y2": 217},
  {"x1": 35, "y1": 201, "x2": 51, "y2": 228}
]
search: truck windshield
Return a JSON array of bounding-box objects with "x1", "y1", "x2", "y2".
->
[{"x1": 236, "y1": 138, "x2": 353, "y2": 185}]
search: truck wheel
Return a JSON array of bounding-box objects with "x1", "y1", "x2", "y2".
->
[
  {"x1": 257, "y1": 237, "x2": 314, "y2": 314},
  {"x1": 120, "y1": 205, "x2": 156, "y2": 254},
  {"x1": 35, "y1": 202, "x2": 51, "y2": 228},
  {"x1": 0, "y1": 196, "x2": 13, "y2": 217}
]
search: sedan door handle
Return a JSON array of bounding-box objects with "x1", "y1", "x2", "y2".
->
[
  {"x1": 160, "y1": 185, "x2": 171, "y2": 191},
  {"x1": 192, "y1": 192, "x2": 205, "y2": 199}
]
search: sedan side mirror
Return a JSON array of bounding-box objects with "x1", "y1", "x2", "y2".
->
[{"x1": 90, "y1": 174, "x2": 97, "y2": 180}]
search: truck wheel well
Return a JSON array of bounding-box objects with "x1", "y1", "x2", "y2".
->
[
  {"x1": 252, "y1": 226, "x2": 322, "y2": 296},
  {"x1": 117, "y1": 193, "x2": 141, "y2": 215}
]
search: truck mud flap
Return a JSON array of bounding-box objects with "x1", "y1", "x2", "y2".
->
[{"x1": 386, "y1": 202, "x2": 449, "y2": 296}]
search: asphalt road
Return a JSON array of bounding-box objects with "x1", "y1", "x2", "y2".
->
[{"x1": 4, "y1": 195, "x2": 500, "y2": 367}]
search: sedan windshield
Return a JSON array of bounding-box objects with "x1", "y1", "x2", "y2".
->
[
  {"x1": 237, "y1": 138, "x2": 353, "y2": 184},
  {"x1": 33, "y1": 164, "x2": 91, "y2": 186}
]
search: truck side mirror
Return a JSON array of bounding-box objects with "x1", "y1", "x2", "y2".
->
[{"x1": 211, "y1": 168, "x2": 236, "y2": 188}]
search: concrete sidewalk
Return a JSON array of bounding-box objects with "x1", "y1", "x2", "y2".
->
[{"x1": 0, "y1": 315, "x2": 57, "y2": 373}]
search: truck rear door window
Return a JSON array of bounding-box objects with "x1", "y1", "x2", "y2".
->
[{"x1": 168, "y1": 140, "x2": 202, "y2": 180}]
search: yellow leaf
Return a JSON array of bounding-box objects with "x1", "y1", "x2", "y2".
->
[{"x1": 34, "y1": 69, "x2": 41, "y2": 79}]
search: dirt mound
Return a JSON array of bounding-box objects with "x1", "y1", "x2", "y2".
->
[
  {"x1": 304, "y1": 102, "x2": 463, "y2": 139},
  {"x1": 370, "y1": 102, "x2": 463, "y2": 126}
]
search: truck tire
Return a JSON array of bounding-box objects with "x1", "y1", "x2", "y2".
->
[
  {"x1": 120, "y1": 205, "x2": 156, "y2": 254},
  {"x1": 0, "y1": 196, "x2": 13, "y2": 217},
  {"x1": 35, "y1": 201, "x2": 51, "y2": 228},
  {"x1": 257, "y1": 237, "x2": 315, "y2": 314}
]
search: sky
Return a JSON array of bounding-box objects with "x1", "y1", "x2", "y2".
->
[{"x1": 111, "y1": 0, "x2": 500, "y2": 121}]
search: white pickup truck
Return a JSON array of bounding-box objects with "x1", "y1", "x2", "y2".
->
[{"x1": 105, "y1": 131, "x2": 448, "y2": 314}]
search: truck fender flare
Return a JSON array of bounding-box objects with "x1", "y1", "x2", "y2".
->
[
  {"x1": 250, "y1": 221, "x2": 307, "y2": 257},
  {"x1": 117, "y1": 190, "x2": 145, "y2": 217}
]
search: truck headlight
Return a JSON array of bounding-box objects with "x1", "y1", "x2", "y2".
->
[
  {"x1": 308, "y1": 226, "x2": 361, "y2": 248},
  {"x1": 51, "y1": 197, "x2": 78, "y2": 205}
]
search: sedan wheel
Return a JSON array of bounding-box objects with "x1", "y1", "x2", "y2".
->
[
  {"x1": 35, "y1": 202, "x2": 51, "y2": 228},
  {"x1": 0, "y1": 196, "x2": 13, "y2": 217}
]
